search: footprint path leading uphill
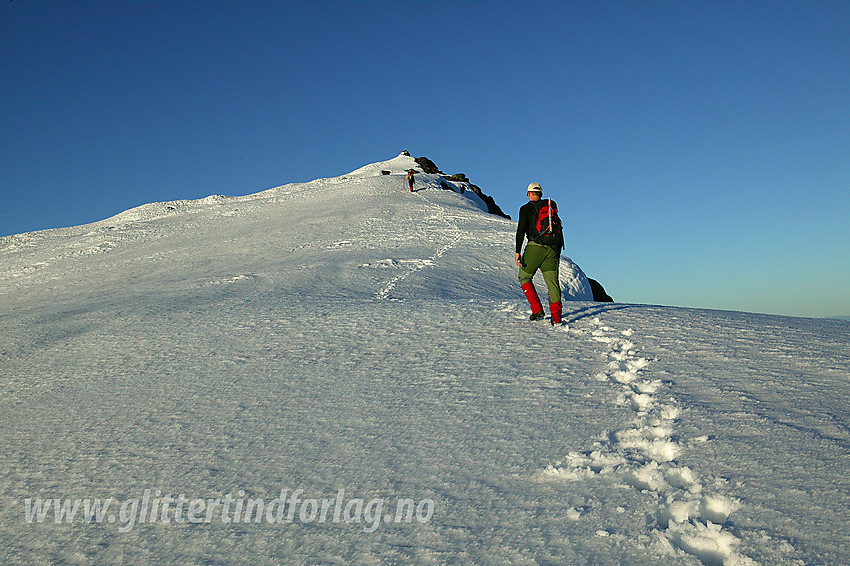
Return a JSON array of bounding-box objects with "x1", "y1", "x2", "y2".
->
[
  {"x1": 374, "y1": 180, "x2": 463, "y2": 301},
  {"x1": 534, "y1": 314, "x2": 756, "y2": 566}
]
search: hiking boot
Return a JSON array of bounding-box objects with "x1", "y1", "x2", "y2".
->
[
  {"x1": 550, "y1": 301, "x2": 563, "y2": 325},
  {"x1": 529, "y1": 311, "x2": 545, "y2": 321}
]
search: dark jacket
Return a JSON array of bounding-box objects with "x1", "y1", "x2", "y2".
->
[{"x1": 516, "y1": 199, "x2": 563, "y2": 253}]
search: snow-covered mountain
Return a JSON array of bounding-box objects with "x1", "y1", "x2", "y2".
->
[
  {"x1": 1, "y1": 154, "x2": 848, "y2": 565},
  {"x1": 0, "y1": 153, "x2": 591, "y2": 306}
]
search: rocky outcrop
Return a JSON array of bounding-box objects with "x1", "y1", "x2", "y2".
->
[
  {"x1": 588, "y1": 278, "x2": 613, "y2": 302},
  {"x1": 414, "y1": 156, "x2": 441, "y2": 175},
  {"x1": 414, "y1": 155, "x2": 510, "y2": 219}
]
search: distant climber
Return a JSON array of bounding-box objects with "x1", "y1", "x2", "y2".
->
[
  {"x1": 515, "y1": 182, "x2": 565, "y2": 325},
  {"x1": 406, "y1": 169, "x2": 415, "y2": 192}
]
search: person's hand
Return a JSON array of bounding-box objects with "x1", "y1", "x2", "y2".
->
[{"x1": 515, "y1": 253, "x2": 523, "y2": 267}]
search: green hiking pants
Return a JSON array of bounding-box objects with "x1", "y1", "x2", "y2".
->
[{"x1": 518, "y1": 241, "x2": 561, "y2": 303}]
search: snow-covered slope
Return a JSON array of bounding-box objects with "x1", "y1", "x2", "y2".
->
[
  {"x1": 1, "y1": 155, "x2": 848, "y2": 565},
  {"x1": 0, "y1": 152, "x2": 591, "y2": 305}
]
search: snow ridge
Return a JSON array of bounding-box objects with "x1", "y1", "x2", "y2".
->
[{"x1": 541, "y1": 317, "x2": 754, "y2": 566}]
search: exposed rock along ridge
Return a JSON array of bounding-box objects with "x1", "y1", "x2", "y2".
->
[{"x1": 409, "y1": 153, "x2": 511, "y2": 220}]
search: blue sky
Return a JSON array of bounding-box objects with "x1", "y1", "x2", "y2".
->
[{"x1": 2, "y1": 1, "x2": 848, "y2": 318}]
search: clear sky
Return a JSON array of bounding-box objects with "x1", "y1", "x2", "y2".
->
[{"x1": 2, "y1": 1, "x2": 848, "y2": 318}]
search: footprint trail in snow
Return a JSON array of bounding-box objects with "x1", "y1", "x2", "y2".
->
[
  {"x1": 538, "y1": 315, "x2": 755, "y2": 566},
  {"x1": 374, "y1": 181, "x2": 463, "y2": 301}
]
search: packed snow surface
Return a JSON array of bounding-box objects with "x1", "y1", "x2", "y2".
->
[{"x1": 1, "y1": 154, "x2": 848, "y2": 565}]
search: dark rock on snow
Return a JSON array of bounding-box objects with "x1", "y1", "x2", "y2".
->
[
  {"x1": 414, "y1": 155, "x2": 510, "y2": 220},
  {"x1": 588, "y1": 278, "x2": 613, "y2": 302},
  {"x1": 414, "y1": 156, "x2": 441, "y2": 175}
]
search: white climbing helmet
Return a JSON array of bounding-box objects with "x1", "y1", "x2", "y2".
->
[{"x1": 527, "y1": 182, "x2": 542, "y2": 194}]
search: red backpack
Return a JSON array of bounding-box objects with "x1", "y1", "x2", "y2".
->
[{"x1": 533, "y1": 199, "x2": 563, "y2": 249}]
